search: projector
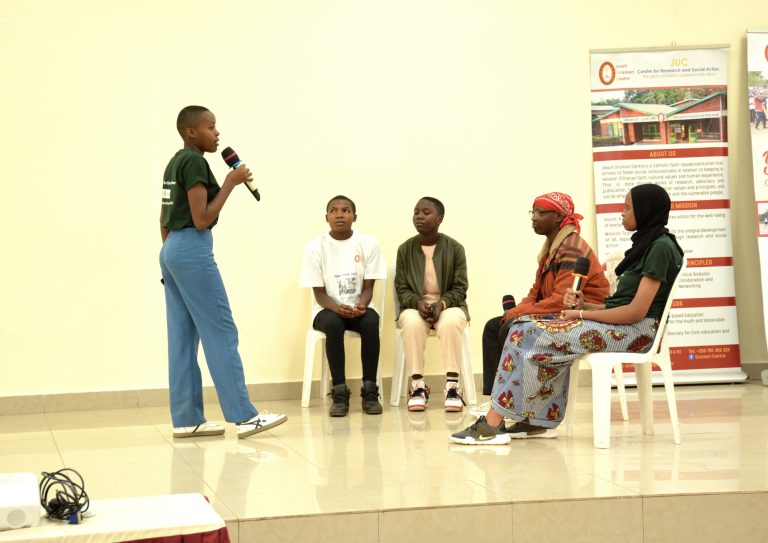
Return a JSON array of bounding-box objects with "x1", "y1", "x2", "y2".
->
[{"x1": 0, "y1": 472, "x2": 41, "y2": 531}]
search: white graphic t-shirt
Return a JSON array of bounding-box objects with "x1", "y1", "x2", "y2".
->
[{"x1": 300, "y1": 232, "x2": 387, "y2": 320}]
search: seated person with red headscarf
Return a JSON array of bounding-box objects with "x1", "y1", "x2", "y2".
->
[
  {"x1": 477, "y1": 192, "x2": 610, "y2": 410},
  {"x1": 455, "y1": 184, "x2": 683, "y2": 443}
]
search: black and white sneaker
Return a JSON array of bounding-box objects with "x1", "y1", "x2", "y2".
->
[
  {"x1": 173, "y1": 422, "x2": 225, "y2": 438},
  {"x1": 408, "y1": 386, "x2": 430, "y2": 411},
  {"x1": 450, "y1": 415, "x2": 511, "y2": 445},
  {"x1": 444, "y1": 386, "x2": 465, "y2": 412},
  {"x1": 236, "y1": 412, "x2": 287, "y2": 439},
  {"x1": 506, "y1": 421, "x2": 559, "y2": 439}
]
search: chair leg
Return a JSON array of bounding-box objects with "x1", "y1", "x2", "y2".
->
[
  {"x1": 460, "y1": 328, "x2": 477, "y2": 406},
  {"x1": 390, "y1": 331, "x2": 406, "y2": 406},
  {"x1": 376, "y1": 363, "x2": 383, "y2": 397},
  {"x1": 302, "y1": 332, "x2": 318, "y2": 408},
  {"x1": 614, "y1": 363, "x2": 629, "y2": 421},
  {"x1": 657, "y1": 353, "x2": 681, "y2": 445},
  {"x1": 591, "y1": 362, "x2": 614, "y2": 449},
  {"x1": 564, "y1": 359, "x2": 581, "y2": 437},
  {"x1": 635, "y1": 362, "x2": 654, "y2": 436},
  {"x1": 320, "y1": 338, "x2": 330, "y2": 399}
]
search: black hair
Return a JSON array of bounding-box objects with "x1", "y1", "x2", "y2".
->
[
  {"x1": 176, "y1": 105, "x2": 210, "y2": 137},
  {"x1": 419, "y1": 196, "x2": 445, "y2": 217},
  {"x1": 326, "y1": 195, "x2": 356, "y2": 214}
]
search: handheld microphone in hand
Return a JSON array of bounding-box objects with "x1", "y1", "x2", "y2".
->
[
  {"x1": 221, "y1": 147, "x2": 260, "y2": 201},
  {"x1": 502, "y1": 295, "x2": 516, "y2": 312},
  {"x1": 571, "y1": 256, "x2": 591, "y2": 292}
]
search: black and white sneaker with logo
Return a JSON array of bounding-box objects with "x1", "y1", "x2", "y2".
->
[
  {"x1": 450, "y1": 415, "x2": 510, "y2": 445},
  {"x1": 236, "y1": 412, "x2": 287, "y2": 439}
]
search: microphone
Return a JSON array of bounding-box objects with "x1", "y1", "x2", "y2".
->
[
  {"x1": 221, "y1": 147, "x2": 260, "y2": 201},
  {"x1": 502, "y1": 295, "x2": 516, "y2": 312},
  {"x1": 570, "y1": 257, "x2": 591, "y2": 307}
]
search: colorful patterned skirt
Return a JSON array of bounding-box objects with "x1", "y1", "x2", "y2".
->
[{"x1": 491, "y1": 314, "x2": 659, "y2": 429}]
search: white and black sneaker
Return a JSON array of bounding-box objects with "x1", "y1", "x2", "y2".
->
[
  {"x1": 506, "y1": 421, "x2": 559, "y2": 439},
  {"x1": 408, "y1": 386, "x2": 430, "y2": 411},
  {"x1": 236, "y1": 412, "x2": 287, "y2": 439},
  {"x1": 444, "y1": 386, "x2": 465, "y2": 412},
  {"x1": 450, "y1": 415, "x2": 510, "y2": 445},
  {"x1": 173, "y1": 422, "x2": 225, "y2": 438}
]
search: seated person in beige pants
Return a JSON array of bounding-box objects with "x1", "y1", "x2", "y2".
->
[{"x1": 394, "y1": 197, "x2": 470, "y2": 412}]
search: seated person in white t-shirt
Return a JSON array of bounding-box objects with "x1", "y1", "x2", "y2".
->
[{"x1": 300, "y1": 195, "x2": 387, "y2": 417}]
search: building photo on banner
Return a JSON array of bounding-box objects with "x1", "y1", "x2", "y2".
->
[
  {"x1": 590, "y1": 45, "x2": 746, "y2": 384},
  {"x1": 747, "y1": 31, "x2": 768, "y2": 367}
]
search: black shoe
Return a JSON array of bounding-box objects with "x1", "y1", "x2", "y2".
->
[
  {"x1": 505, "y1": 421, "x2": 559, "y2": 439},
  {"x1": 361, "y1": 380, "x2": 383, "y2": 415},
  {"x1": 329, "y1": 383, "x2": 350, "y2": 417}
]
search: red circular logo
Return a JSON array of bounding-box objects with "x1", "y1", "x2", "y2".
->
[
  {"x1": 598, "y1": 61, "x2": 616, "y2": 86},
  {"x1": 764, "y1": 45, "x2": 768, "y2": 62}
]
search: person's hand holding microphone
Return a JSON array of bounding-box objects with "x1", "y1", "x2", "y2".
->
[
  {"x1": 560, "y1": 256, "x2": 590, "y2": 320},
  {"x1": 221, "y1": 147, "x2": 260, "y2": 201},
  {"x1": 224, "y1": 161, "x2": 253, "y2": 188}
]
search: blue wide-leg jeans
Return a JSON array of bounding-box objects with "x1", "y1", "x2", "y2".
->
[{"x1": 159, "y1": 228, "x2": 258, "y2": 427}]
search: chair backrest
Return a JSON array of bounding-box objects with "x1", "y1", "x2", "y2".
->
[
  {"x1": 392, "y1": 263, "x2": 402, "y2": 317},
  {"x1": 306, "y1": 278, "x2": 387, "y2": 332},
  {"x1": 648, "y1": 257, "x2": 686, "y2": 355}
]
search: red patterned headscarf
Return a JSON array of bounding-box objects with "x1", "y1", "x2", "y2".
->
[{"x1": 533, "y1": 192, "x2": 583, "y2": 233}]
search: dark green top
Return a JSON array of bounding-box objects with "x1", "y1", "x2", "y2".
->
[
  {"x1": 605, "y1": 234, "x2": 682, "y2": 319},
  {"x1": 161, "y1": 149, "x2": 220, "y2": 230},
  {"x1": 394, "y1": 233, "x2": 469, "y2": 320}
]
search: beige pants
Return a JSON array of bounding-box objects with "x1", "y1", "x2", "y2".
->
[{"x1": 397, "y1": 307, "x2": 467, "y2": 376}]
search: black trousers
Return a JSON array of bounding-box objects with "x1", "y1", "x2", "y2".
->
[
  {"x1": 481, "y1": 315, "x2": 514, "y2": 396},
  {"x1": 313, "y1": 308, "x2": 380, "y2": 386}
]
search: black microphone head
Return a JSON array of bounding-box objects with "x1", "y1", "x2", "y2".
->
[
  {"x1": 221, "y1": 147, "x2": 240, "y2": 168},
  {"x1": 502, "y1": 294, "x2": 516, "y2": 311},
  {"x1": 574, "y1": 256, "x2": 590, "y2": 276}
]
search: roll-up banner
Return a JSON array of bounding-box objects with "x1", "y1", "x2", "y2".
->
[
  {"x1": 590, "y1": 45, "x2": 746, "y2": 384},
  {"x1": 747, "y1": 31, "x2": 768, "y2": 355}
]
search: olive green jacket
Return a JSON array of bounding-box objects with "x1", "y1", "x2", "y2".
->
[{"x1": 394, "y1": 233, "x2": 469, "y2": 320}]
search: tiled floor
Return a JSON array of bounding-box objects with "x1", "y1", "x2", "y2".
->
[{"x1": 2, "y1": 382, "x2": 768, "y2": 542}]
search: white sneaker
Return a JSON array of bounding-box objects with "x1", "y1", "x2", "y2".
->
[
  {"x1": 173, "y1": 422, "x2": 225, "y2": 438},
  {"x1": 444, "y1": 386, "x2": 465, "y2": 412},
  {"x1": 469, "y1": 401, "x2": 491, "y2": 418},
  {"x1": 237, "y1": 412, "x2": 287, "y2": 439},
  {"x1": 407, "y1": 386, "x2": 430, "y2": 411}
]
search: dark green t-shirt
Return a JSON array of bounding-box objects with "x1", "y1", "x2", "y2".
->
[
  {"x1": 161, "y1": 149, "x2": 220, "y2": 230},
  {"x1": 604, "y1": 234, "x2": 682, "y2": 319}
]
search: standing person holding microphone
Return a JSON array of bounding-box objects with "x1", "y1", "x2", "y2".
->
[{"x1": 159, "y1": 105, "x2": 286, "y2": 439}]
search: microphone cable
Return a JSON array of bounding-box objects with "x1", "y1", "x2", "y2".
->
[{"x1": 39, "y1": 468, "x2": 89, "y2": 522}]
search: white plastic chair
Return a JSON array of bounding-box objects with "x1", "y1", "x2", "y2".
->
[
  {"x1": 603, "y1": 251, "x2": 629, "y2": 422},
  {"x1": 563, "y1": 259, "x2": 685, "y2": 449},
  {"x1": 301, "y1": 281, "x2": 386, "y2": 408},
  {"x1": 390, "y1": 295, "x2": 477, "y2": 407}
]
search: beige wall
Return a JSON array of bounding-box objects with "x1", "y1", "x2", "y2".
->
[{"x1": 1, "y1": 0, "x2": 764, "y2": 397}]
